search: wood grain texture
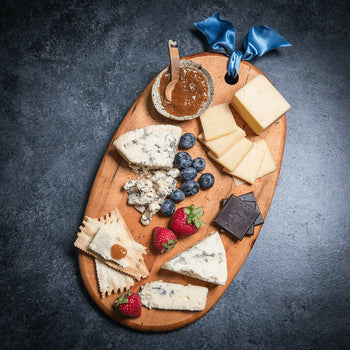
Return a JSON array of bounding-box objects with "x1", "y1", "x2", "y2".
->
[{"x1": 78, "y1": 53, "x2": 286, "y2": 332}]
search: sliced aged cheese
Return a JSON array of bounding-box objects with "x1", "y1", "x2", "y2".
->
[
  {"x1": 94, "y1": 259, "x2": 134, "y2": 297},
  {"x1": 232, "y1": 74, "x2": 291, "y2": 135},
  {"x1": 233, "y1": 176, "x2": 246, "y2": 186},
  {"x1": 161, "y1": 231, "x2": 227, "y2": 285},
  {"x1": 229, "y1": 143, "x2": 266, "y2": 184},
  {"x1": 89, "y1": 226, "x2": 129, "y2": 267},
  {"x1": 198, "y1": 128, "x2": 245, "y2": 157},
  {"x1": 255, "y1": 139, "x2": 277, "y2": 177},
  {"x1": 199, "y1": 103, "x2": 238, "y2": 141},
  {"x1": 208, "y1": 137, "x2": 253, "y2": 172},
  {"x1": 113, "y1": 124, "x2": 182, "y2": 169},
  {"x1": 139, "y1": 281, "x2": 208, "y2": 311}
]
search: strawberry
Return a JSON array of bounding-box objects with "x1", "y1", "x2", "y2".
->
[
  {"x1": 169, "y1": 205, "x2": 205, "y2": 238},
  {"x1": 153, "y1": 227, "x2": 177, "y2": 253},
  {"x1": 113, "y1": 291, "x2": 142, "y2": 318}
]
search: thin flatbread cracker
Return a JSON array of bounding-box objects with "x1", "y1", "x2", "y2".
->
[
  {"x1": 94, "y1": 259, "x2": 134, "y2": 298},
  {"x1": 74, "y1": 208, "x2": 149, "y2": 280}
]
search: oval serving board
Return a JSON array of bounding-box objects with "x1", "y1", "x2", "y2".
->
[{"x1": 78, "y1": 53, "x2": 286, "y2": 332}]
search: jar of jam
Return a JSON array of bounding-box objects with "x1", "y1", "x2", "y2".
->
[{"x1": 152, "y1": 60, "x2": 214, "y2": 121}]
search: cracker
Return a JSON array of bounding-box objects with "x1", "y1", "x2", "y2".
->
[
  {"x1": 94, "y1": 259, "x2": 134, "y2": 298},
  {"x1": 74, "y1": 208, "x2": 149, "y2": 280}
]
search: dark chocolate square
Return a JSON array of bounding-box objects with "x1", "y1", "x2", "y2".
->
[
  {"x1": 239, "y1": 192, "x2": 264, "y2": 226},
  {"x1": 242, "y1": 201, "x2": 256, "y2": 235},
  {"x1": 215, "y1": 195, "x2": 259, "y2": 240}
]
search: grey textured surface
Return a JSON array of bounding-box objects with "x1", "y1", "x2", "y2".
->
[{"x1": 1, "y1": 0, "x2": 350, "y2": 349}]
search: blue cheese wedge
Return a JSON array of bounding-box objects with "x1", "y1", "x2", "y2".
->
[
  {"x1": 113, "y1": 124, "x2": 182, "y2": 169},
  {"x1": 139, "y1": 281, "x2": 208, "y2": 311},
  {"x1": 161, "y1": 231, "x2": 228, "y2": 285}
]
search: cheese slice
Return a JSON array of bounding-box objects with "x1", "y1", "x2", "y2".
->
[
  {"x1": 199, "y1": 103, "x2": 238, "y2": 141},
  {"x1": 232, "y1": 74, "x2": 291, "y2": 135},
  {"x1": 161, "y1": 231, "x2": 227, "y2": 285},
  {"x1": 139, "y1": 281, "x2": 208, "y2": 311},
  {"x1": 208, "y1": 138, "x2": 253, "y2": 172},
  {"x1": 198, "y1": 128, "x2": 245, "y2": 157},
  {"x1": 233, "y1": 176, "x2": 246, "y2": 186},
  {"x1": 113, "y1": 124, "x2": 182, "y2": 169},
  {"x1": 229, "y1": 143, "x2": 266, "y2": 184},
  {"x1": 94, "y1": 259, "x2": 134, "y2": 298},
  {"x1": 255, "y1": 139, "x2": 277, "y2": 177}
]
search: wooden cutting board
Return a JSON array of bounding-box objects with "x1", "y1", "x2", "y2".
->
[{"x1": 78, "y1": 52, "x2": 286, "y2": 332}]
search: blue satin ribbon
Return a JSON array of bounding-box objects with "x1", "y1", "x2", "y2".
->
[{"x1": 194, "y1": 13, "x2": 291, "y2": 78}]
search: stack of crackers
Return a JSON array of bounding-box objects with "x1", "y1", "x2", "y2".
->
[{"x1": 74, "y1": 209, "x2": 149, "y2": 298}]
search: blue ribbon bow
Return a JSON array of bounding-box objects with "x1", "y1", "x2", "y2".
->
[{"x1": 194, "y1": 13, "x2": 291, "y2": 78}]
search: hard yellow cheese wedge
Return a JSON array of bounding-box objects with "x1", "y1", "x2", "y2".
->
[
  {"x1": 232, "y1": 74, "x2": 291, "y2": 135},
  {"x1": 200, "y1": 103, "x2": 238, "y2": 141},
  {"x1": 198, "y1": 128, "x2": 245, "y2": 158},
  {"x1": 208, "y1": 138, "x2": 253, "y2": 172}
]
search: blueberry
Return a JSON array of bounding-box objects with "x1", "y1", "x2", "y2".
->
[
  {"x1": 161, "y1": 199, "x2": 175, "y2": 216},
  {"x1": 180, "y1": 167, "x2": 197, "y2": 181},
  {"x1": 174, "y1": 151, "x2": 192, "y2": 169},
  {"x1": 198, "y1": 173, "x2": 215, "y2": 189},
  {"x1": 179, "y1": 133, "x2": 196, "y2": 149},
  {"x1": 170, "y1": 189, "x2": 185, "y2": 203},
  {"x1": 181, "y1": 180, "x2": 200, "y2": 196},
  {"x1": 192, "y1": 157, "x2": 206, "y2": 171}
]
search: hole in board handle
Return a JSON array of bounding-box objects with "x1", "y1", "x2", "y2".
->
[{"x1": 225, "y1": 73, "x2": 239, "y2": 85}]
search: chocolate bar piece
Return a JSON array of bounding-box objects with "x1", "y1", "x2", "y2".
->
[
  {"x1": 242, "y1": 201, "x2": 256, "y2": 236},
  {"x1": 239, "y1": 192, "x2": 264, "y2": 226},
  {"x1": 221, "y1": 198, "x2": 258, "y2": 235},
  {"x1": 215, "y1": 195, "x2": 259, "y2": 240}
]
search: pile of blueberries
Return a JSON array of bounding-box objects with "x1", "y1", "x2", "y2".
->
[{"x1": 161, "y1": 133, "x2": 215, "y2": 216}]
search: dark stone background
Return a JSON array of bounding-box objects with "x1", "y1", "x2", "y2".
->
[{"x1": 1, "y1": 0, "x2": 349, "y2": 349}]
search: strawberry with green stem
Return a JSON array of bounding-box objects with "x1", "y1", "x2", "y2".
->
[
  {"x1": 170, "y1": 204, "x2": 205, "y2": 238},
  {"x1": 113, "y1": 291, "x2": 142, "y2": 318},
  {"x1": 153, "y1": 227, "x2": 177, "y2": 253}
]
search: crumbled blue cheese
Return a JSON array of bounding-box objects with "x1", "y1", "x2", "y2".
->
[
  {"x1": 123, "y1": 166, "x2": 178, "y2": 225},
  {"x1": 114, "y1": 125, "x2": 182, "y2": 169},
  {"x1": 161, "y1": 231, "x2": 228, "y2": 285},
  {"x1": 139, "y1": 281, "x2": 208, "y2": 311}
]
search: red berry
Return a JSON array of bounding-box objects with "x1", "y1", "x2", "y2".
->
[
  {"x1": 169, "y1": 205, "x2": 205, "y2": 238},
  {"x1": 153, "y1": 227, "x2": 177, "y2": 253},
  {"x1": 113, "y1": 291, "x2": 142, "y2": 318}
]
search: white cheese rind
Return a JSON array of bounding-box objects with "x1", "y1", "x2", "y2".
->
[
  {"x1": 161, "y1": 231, "x2": 228, "y2": 285},
  {"x1": 113, "y1": 124, "x2": 182, "y2": 169},
  {"x1": 139, "y1": 281, "x2": 208, "y2": 311}
]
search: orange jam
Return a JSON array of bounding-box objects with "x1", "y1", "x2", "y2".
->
[
  {"x1": 111, "y1": 244, "x2": 127, "y2": 260},
  {"x1": 159, "y1": 67, "x2": 208, "y2": 117}
]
